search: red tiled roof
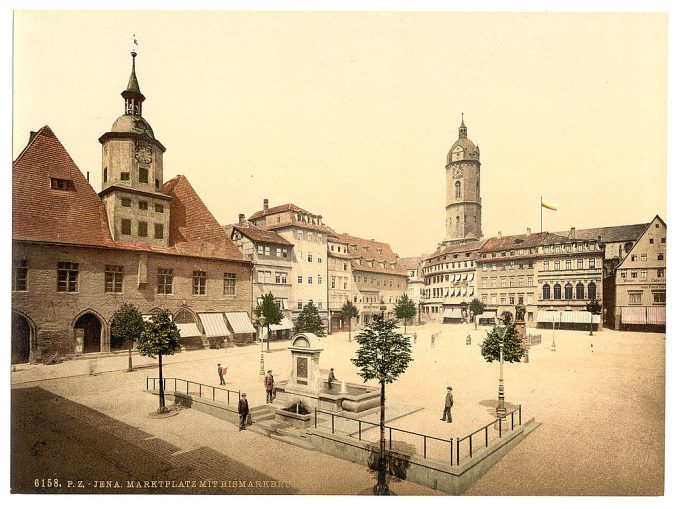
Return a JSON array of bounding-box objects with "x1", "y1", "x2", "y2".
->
[
  {"x1": 13, "y1": 126, "x2": 248, "y2": 264},
  {"x1": 555, "y1": 224, "x2": 649, "y2": 244},
  {"x1": 248, "y1": 203, "x2": 311, "y2": 220},
  {"x1": 335, "y1": 233, "x2": 406, "y2": 276},
  {"x1": 480, "y1": 232, "x2": 572, "y2": 252},
  {"x1": 225, "y1": 221, "x2": 294, "y2": 246}
]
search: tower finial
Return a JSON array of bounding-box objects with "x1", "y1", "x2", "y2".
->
[{"x1": 459, "y1": 113, "x2": 467, "y2": 138}]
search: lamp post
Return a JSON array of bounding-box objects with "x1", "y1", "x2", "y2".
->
[
  {"x1": 257, "y1": 316, "x2": 266, "y2": 375},
  {"x1": 496, "y1": 325, "x2": 508, "y2": 421},
  {"x1": 551, "y1": 308, "x2": 556, "y2": 352}
]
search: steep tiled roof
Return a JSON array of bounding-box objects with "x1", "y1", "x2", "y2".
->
[
  {"x1": 335, "y1": 233, "x2": 406, "y2": 276},
  {"x1": 225, "y1": 221, "x2": 294, "y2": 246},
  {"x1": 13, "y1": 126, "x2": 248, "y2": 264},
  {"x1": 249, "y1": 203, "x2": 310, "y2": 220},
  {"x1": 480, "y1": 232, "x2": 573, "y2": 252},
  {"x1": 399, "y1": 256, "x2": 424, "y2": 271},
  {"x1": 555, "y1": 224, "x2": 649, "y2": 244},
  {"x1": 249, "y1": 202, "x2": 335, "y2": 235}
]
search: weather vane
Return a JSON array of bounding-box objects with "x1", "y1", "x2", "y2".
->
[{"x1": 132, "y1": 34, "x2": 139, "y2": 55}]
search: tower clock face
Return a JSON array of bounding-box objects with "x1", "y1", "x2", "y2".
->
[
  {"x1": 453, "y1": 168, "x2": 464, "y2": 179},
  {"x1": 135, "y1": 141, "x2": 152, "y2": 164}
]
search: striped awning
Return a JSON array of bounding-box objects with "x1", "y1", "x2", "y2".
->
[
  {"x1": 647, "y1": 307, "x2": 666, "y2": 325},
  {"x1": 462, "y1": 288, "x2": 468, "y2": 296},
  {"x1": 225, "y1": 312, "x2": 257, "y2": 334},
  {"x1": 177, "y1": 322, "x2": 201, "y2": 338},
  {"x1": 198, "y1": 313, "x2": 230, "y2": 337},
  {"x1": 537, "y1": 311, "x2": 561, "y2": 323},
  {"x1": 478, "y1": 311, "x2": 497, "y2": 320},
  {"x1": 444, "y1": 308, "x2": 463, "y2": 319},
  {"x1": 270, "y1": 317, "x2": 294, "y2": 331},
  {"x1": 462, "y1": 274, "x2": 468, "y2": 281},
  {"x1": 469, "y1": 273, "x2": 474, "y2": 280},
  {"x1": 469, "y1": 287, "x2": 475, "y2": 296},
  {"x1": 622, "y1": 307, "x2": 647, "y2": 325},
  {"x1": 560, "y1": 311, "x2": 601, "y2": 324}
]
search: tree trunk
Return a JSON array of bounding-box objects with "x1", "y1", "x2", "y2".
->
[
  {"x1": 374, "y1": 380, "x2": 389, "y2": 495},
  {"x1": 404, "y1": 320, "x2": 407, "y2": 334},
  {"x1": 348, "y1": 319, "x2": 352, "y2": 342},
  {"x1": 158, "y1": 353, "x2": 167, "y2": 413},
  {"x1": 127, "y1": 340, "x2": 133, "y2": 372}
]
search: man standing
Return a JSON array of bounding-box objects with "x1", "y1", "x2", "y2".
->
[
  {"x1": 441, "y1": 386, "x2": 454, "y2": 423},
  {"x1": 238, "y1": 393, "x2": 249, "y2": 430},
  {"x1": 217, "y1": 363, "x2": 225, "y2": 385},
  {"x1": 327, "y1": 368, "x2": 337, "y2": 388},
  {"x1": 264, "y1": 370, "x2": 275, "y2": 403}
]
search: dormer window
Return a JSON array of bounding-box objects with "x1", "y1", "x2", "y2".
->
[{"x1": 50, "y1": 178, "x2": 73, "y2": 191}]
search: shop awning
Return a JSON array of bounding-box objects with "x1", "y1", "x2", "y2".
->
[
  {"x1": 456, "y1": 274, "x2": 461, "y2": 281},
  {"x1": 537, "y1": 311, "x2": 561, "y2": 323},
  {"x1": 443, "y1": 308, "x2": 462, "y2": 319},
  {"x1": 478, "y1": 311, "x2": 497, "y2": 320},
  {"x1": 177, "y1": 322, "x2": 202, "y2": 338},
  {"x1": 647, "y1": 306, "x2": 666, "y2": 325},
  {"x1": 469, "y1": 273, "x2": 474, "y2": 280},
  {"x1": 225, "y1": 312, "x2": 257, "y2": 334},
  {"x1": 270, "y1": 317, "x2": 294, "y2": 331},
  {"x1": 463, "y1": 274, "x2": 468, "y2": 281},
  {"x1": 198, "y1": 313, "x2": 230, "y2": 337},
  {"x1": 560, "y1": 311, "x2": 601, "y2": 324},
  {"x1": 622, "y1": 307, "x2": 647, "y2": 325},
  {"x1": 469, "y1": 287, "x2": 474, "y2": 296},
  {"x1": 462, "y1": 288, "x2": 468, "y2": 296}
]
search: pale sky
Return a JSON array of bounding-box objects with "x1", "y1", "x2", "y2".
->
[{"x1": 13, "y1": 11, "x2": 667, "y2": 257}]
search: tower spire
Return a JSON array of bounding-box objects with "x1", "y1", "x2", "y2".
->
[
  {"x1": 459, "y1": 113, "x2": 467, "y2": 138},
  {"x1": 121, "y1": 48, "x2": 145, "y2": 116}
]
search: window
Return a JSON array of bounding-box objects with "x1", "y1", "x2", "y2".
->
[
  {"x1": 103, "y1": 168, "x2": 108, "y2": 182},
  {"x1": 658, "y1": 253, "x2": 664, "y2": 261},
  {"x1": 509, "y1": 277, "x2": 515, "y2": 287},
  {"x1": 282, "y1": 248, "x2": 288, "y2": 258},
  {"x1": 139, "y1": 167, "x2": 148, "y2": 184},
  {"x1": 553, "y1": 284, "x2": 562, "y2": 300},
  {"x1": 155, "y1": 203, "x2": 164, "y2": 213},
  {"x1": 276, "y1": 247, "x2": 282, "y2": 257},
  {"x1": 620, "y1": 270, "x2": 627, "y2": 278},
  {"x1": 631, "y1": 255, "x2": 637, "y2": 262},
  {"x1": 192, "y1": 271, "x2": 207, "y2": 295},
  {"x1": 154, "y1": 223, "x2": 163, "y2": 239},
  {"x1": 641, "y1": 254, "x2": 647, "y2": 261},
  {"x1": 542, "y1": 284, "x2": 551, "y2": 300},
  {"x1": 653, "y1": 291, "x2": 666, "y2": 304},
  {"x1": 275, "y1": 272, "x2": 287, "y2": 284},
  {"x1": 565, "y1": 260, "x2": 572, "y2": 270},
  {"x1": 518, "y1": 294, "x2": 524, "y2": 305},
  {"x1": 555, "y1": 261, "x2": 561, "y2": 270},
  {"x1": 50, "y1": 178, "x2": 72, "y2": 190},
  {"x1": 331, "y1": 277, "x2": 336, "y2": 289},
  {"x1": 509, "y1": 294, "x2": 515, "y2": 305},
  {"x1": 12, "y1": 260, "x2": 28, "y2": 291},
  {"x1": 662, "y1": 237, "x2": 666, "y2": 243},
  {"x1": 577, "y1": 259, "x2": 584, "y2": 269},
  {"x1": 527, "y1": 276, "x2": 533, "y2": 286},
  {"x1": 257, "y1": 245, "x2": 264, "y2": 255},
  {"x1": 121, "y1": 197, "x2": 132, "y2": 207},
  {"x1": 587, "y1": 282, "x2": 596, "y2": 300},
  {"x1": 298, "y1": 300, "x2": 303, "y2": 310},
  {"x1": 500, "y1": 294, "x2": 507, "y2": 305},
  {"x1": 640, "y1": 270, "x2": 647, "y2": 279},
  {"x1": 264, "y1": 246, "x2": 271, "y2": 256},
  {"x1": 223, "y1": 273, "x2": 236, "y2": 295},
  {"x1": 576, "y1": 283, "x2": 585, "y2": 299},
  {"x1": 120, "y1": 172, "x2": 130, "y2": 181},
  {"x1": 455, "y1": 180, "x2": 461, "y2": 199},
  {"x1": 649, "y1": 238, "x2": 654, "y2": 244},
  {"x1": 138, "y1": 201, "x2": 148, "y2": 210},
  {"x1": 307, "y1": 233, "x2": 313, "y2": 242},
  {"x1": 629, "y1": 292, "x2": 642, "y2": 305},
  {"x1": 157, "y1": 268, "x2": 173, "y2": 294},
  {"x1": 257, "y1": 271, "x2": 271, "y2": 284},
  {"x1": 105, "y1": 265, "x2": 124, "y2": 293},
  {"x1": 318, "y1": 301, "x2": 323, "y2": 310},
  {"x1": 297, "y1": 275, "x2": 303, "y2": 284},
  {"x1": 57, "y1": 262, "x2": 78, "y2": 292},
  {"x1": 121, "y1": 218, "x2": 131, "y2": 235},
  {"x1": 657, "y1": 268, "x2": 665, "y2": 277},
  {"x1": 317, "y1": 256, "x2": 322, "y2": 264},
  {"x1": 543, "y1": 261, "x2": 549, "y2": 271},
  {"x1": 518, "y1": 276, "x2": 524, "y2": 287},
  {"x1": 631, "y1": 271, "x2": 638, "y2": 278},
  {"x1": 138, "y1": 221, "x2": 148, "y2": 237},
  {"x1": 564, "y1": 283, "x2": 573, "y2": 300},
  {"x1": 155, "y1": 178, "x2": 160, "y2": 189},
  {"x1": 308, "y1": 276, "x2": 313, "y2": 284},
  {"x1": 308, "y1": 253, "x2": 313, "y2": 263}
]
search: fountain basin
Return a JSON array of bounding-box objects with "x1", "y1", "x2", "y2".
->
[
  {"x1": 274, "y1": 381, "x2": 381, "y2": 414},
  {"x1": 274, "y1": 407, "x2": 312, "y2": 429}
]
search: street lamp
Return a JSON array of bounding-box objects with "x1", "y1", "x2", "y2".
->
[
  {"x1": 257, "y1": 316, "x2": 266, "y2": 375},
  {"x1": 551, "y1": 307, "x2": 556, "y2": 352},
  {"x1": 496, "y1": 325, "x2": 508, "y2": 421}
]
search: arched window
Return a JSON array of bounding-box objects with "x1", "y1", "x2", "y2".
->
[
  {"x1": 587, "y1": 282, "x2": 597, "y2": 300},
  {"x1": 576, "y1": 283, "x2": 585, "y2": 300},
  {"x1": 542, "y1": 284, "x2": 551, "y2": 300},
  {"x1": 553, "y1": 283, "x2": 562, "y2": 300},
  {"x1": 624, "y1": 241, "x2": 633, "y2": 253},
  {"x1": 455, "y1": 181, "x2": 461, "y2": 199},
  {"x1": 476, "y1": 180, "x2": 480, "y2": 199},
  {"x1": 564, "y1": 283, "x2": 573, "y2": 300}
]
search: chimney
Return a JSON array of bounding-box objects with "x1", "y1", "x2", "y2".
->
[
  {"x1": 238, "y1": 213, "x2": 245, "y2": 224},
  {"x1": 526, "y1": 227, "x2": 531, "y2": 234},
  {"x1": 569, "y1": 227, "x2": 576, "y2": 238},
  {"x1": 86, "y1": 171, "x2": 90, "y2": 182},
  {"x1": 498, "y1": 231, "x2": 502, "y2": 237},
  {"x1": 29, "y1": 131, "x2": 38, "y2": 144},
  {"x1": 263, "y1": 199, "x2": 269, "y2": 211}
]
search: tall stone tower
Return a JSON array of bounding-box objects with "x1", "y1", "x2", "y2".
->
[
  {"x1": 98, "y1": 50, "x2": 171, "y2": 247},
  {"x1": 444, "y1": 115, "x2": 482, "y2": 244}
]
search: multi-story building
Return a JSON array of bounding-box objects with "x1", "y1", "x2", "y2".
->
[
  {"x1": 11, "y1": 52, "x2": 253, "y2": 363},
  {"x1": 421, "y1": 241, "x2": 486, "y2": 322},
  {"x1": 335, "y1": 234, "x2": 408, "y2": 325},
  {"x1": 226, "y1": 214, "x2": 295, "y2": 339},
  {"x1": 606, "y1": 216, "x2": 666, "y2": 331},
  {"x1": 399, "y1": 255, "x2": 427, "y2": 320},
  {"x1": 248, "y1": 201, "x2": 332, "y2": 327},
  {"x1": 327, "y1": 234, "x2": 352, "y2": 333}
]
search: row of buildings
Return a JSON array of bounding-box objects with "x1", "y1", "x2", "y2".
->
[{"x1": 11, "y1": 52, "x2": 409, "y2": 364}]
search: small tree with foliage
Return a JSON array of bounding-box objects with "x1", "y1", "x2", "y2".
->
[
  {"x1": 341, "y1": 300, "x2": 359, "y2": 341},
  {"x1": 111, "y1": 302, "x2": 144, "y2": 372},
  {"x1": 394, "y1": 293, "x2": 417, "y2": 333},
  {"x1": 352, "y1": 314, "x2": 413, "y2": 495},
  {"x1": 137, "y1": 310, "x2": 180, "y2": 413},
  {"x1": 469, "y1": 298, "x2": 486, "y2": 329},
  {"x1": 586, "y1": 300, "x2": 602, "y2": 314},
  {"x1": 293, "y1": 301, "x2": 326, "y2": 337},
  {"x1": 480, "y1": 313, "x2": 525, "y2": 364},
  {"x1": 255, "y1": 292, "x2": 284, "y2": 349}
]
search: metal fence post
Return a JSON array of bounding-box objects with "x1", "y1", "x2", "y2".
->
[
  {"x1": 146, "y1": 377, "x2": 148, "y2": 391},
  {"x1": 519, "y1": 404, "x2": 522, "y2": 425},
  {"x1": 212, "y1": 387, "x2": 215, "y2": 401},
  {"x1": 389, "y1": 428, "x2": 392, "y2": 449},
  {"x1": 314, "y1": 408, "x2": 317, "y2": 428},
  {"x1": 456, "y1": 438, "x2": 460, "y2": 466},
  {"x1": 511, "y1": 411, "x2": 514, "y2": 430},
  {"x1": 186, "y1": 380, "x2": 189, "y2": 394},
  {"x1": 499, "y1": 419, "x2": 502, "y2": 438},
  {"x1": 485, "y1": 425, "x2": 488, "y2": 447},
  {"x1": 469, "y1": 435, "x2": 472, "y2": 458},
  {"x1": 450, "y1": 438, "x2": 454, "y2": 466},
  {"x1": 174, "y1": 378, "x2": 177, "y2": 392},
  {"x1": 359, "y1": 421, "x2": 362, "y2": 441},
  {"x1": 423, "y1": 436, "x2": 427, "y2": 459},
  {"x1": 332, "y1": 414, "x2": 335, "y2": 434}
]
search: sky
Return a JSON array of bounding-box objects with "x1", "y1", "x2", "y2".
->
[{"x1": 12, "y1": 11, "x2": 667, "y2": 258}]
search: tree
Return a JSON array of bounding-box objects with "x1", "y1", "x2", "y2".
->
[
  {"x1": 255, "y1": 292, "x2": 284, "y2": 350},
  {"x1": 137, "y1": 309, "x2": 180, "y2": 413},
  {"x1": 352, "y1": 314, "x2": 413, "y2": 495},
  {"x1": 341, "y1": 300, "x2": 359, "y2": 341},
  {"x1": 394, "y1": 294, "x2": 417, "y2": 333},
  {"x1": 293, "y1": 301, "x2": 326, "y2": 337},
  {"x1": 469, "y1": 298, "x2": 485, "y2": 329},
  {"x1": 586, "y1": 300, "x2": 602, "y2": 314},
  {"x1": 480, "y1": 319, "x2": 525, "y2": 364},
  {"x1": 110, "y1": 302, "x2": 144, "y2": 372}
]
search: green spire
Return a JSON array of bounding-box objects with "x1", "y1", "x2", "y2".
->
[{"x1": 126, "y1": 50, "x2": 141, "y2": 94}]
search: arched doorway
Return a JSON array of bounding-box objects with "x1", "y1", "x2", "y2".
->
[
  {"x1": 74, "y1": 313, "x2": 102, "y2": 353},
  {"x1": 12, "y1": 312, "x2": 32, "y2": 364}
]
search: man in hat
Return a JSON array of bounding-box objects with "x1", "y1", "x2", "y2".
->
[
  {"x1": 238, "y1": 393, "x2": 249, "y2": 430},
  {"x1": 217, "y1": 363, "x2": 226, "y2": 385},
  {"x1": 327, "y1": 368, "x2": 337, "y2": 388},
  {"x1": 441, "y1": 386, "x2": 454, "y2": 423},
  {"x1": 264, "y1": 370, "x2": 275, "y2": 403}
]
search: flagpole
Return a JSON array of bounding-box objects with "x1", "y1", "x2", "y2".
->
[{"x1": 540, "y1": 196, "x2": 543, "y2": 233}]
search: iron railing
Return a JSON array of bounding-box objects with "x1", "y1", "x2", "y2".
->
[
  {"x1": 455, "y1": 405, "x2": 522, "y2": 465},
  {"x1": 146, "y1": 377, "x2": 240, "y2": 406}
]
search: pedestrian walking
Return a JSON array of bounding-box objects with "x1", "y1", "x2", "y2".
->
[
  {"x1": 413, "y1": 332, "x2": 417, "y2": 344},
  {"x1": 440, "y1": 386, "x2": 454, "y2": 423},
  {"x1": 431, "y1": 334, "x2": 436, "y2": 347},
  {"x1": 264, "y1": 370, "x2": 275, "y2": 403},
  {"x1": 238, "y1": 393, "x2": 249, "y2": 430},
  {"x1": 328, "y1": 368, "x2": 337, "y2": 388},
  {"x1": 217, "y1": 363, "x2": 226, "y2": 385}
]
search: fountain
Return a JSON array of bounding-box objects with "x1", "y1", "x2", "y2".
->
[{"x1": 340, "y1": 380, "x2": 348, "y2": 394}]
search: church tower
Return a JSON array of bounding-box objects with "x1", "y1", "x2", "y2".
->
[
  {"x1": 444, "y1": 114, "x2": 482, "y2": 244},
  {"x1": 98, "y1": 50, "x2": 171, "y2": 247}
]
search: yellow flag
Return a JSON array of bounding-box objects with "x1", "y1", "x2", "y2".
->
[{"x1": 541, "y1": 200, "x2": 557, "y2": 211}]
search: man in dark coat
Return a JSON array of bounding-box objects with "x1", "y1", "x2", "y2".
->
[
  {"x1": 218, "y1": 363, "x2": 225, "y2": 385},
  {"x1": 327, "y1": 368, "x2": 337, "y2": 389},
  {"x1": 238, "y1": 393, "x2": 249, "y2": 430},
  {"x1": 264, "y1": 370, "x2": 275, "y2": 403},
  {"x1": 441, "y1": 386, "x2": 453, "y2": 423}
]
